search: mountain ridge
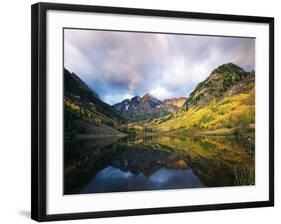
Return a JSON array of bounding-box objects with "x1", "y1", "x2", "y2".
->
[
  {"x1": 113, "y1": 93, "x2": 180, "y2": 122},
  {"x1": 64, "y1": 62, "x2": 255, "y2": 138}
]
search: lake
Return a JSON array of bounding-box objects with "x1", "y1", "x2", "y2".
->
[{"x1": 64, "y1": 135, "x2": 254, "y2": 194}]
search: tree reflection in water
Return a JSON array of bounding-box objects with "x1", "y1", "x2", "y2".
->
[{"x1": 64, "y1": 135, "x2": 254, "y2": 194}]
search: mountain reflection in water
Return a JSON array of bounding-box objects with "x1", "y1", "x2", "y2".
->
[{"x1": 64, "y1": 135, "x2": 254, "y2": 194}]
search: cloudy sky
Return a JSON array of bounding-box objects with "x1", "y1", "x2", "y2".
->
[{"x1": 64, "y1": 29, "x2": 255, "y2": 105}]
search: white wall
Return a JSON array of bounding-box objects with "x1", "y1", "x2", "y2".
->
[{"x1": 0, "y1": 0, "x2": 279, "y2": 223}]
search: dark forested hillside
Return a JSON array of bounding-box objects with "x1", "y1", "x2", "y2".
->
[{"x1": 64, "y1": 69, "x2": 126, "y2": 137}]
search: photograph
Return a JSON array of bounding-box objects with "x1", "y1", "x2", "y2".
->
[{"x1": 63, "y1": 29, "x2": 256, "y2": 195}]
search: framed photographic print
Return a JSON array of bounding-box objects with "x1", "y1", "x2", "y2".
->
[{"x1": 31, "y1": 2, "x2": 274, "y2": 222}]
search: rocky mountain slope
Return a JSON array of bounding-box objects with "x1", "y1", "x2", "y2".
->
[
  {"x1": 182, "y1": 63, "x2": 253, "y2": 110},
  {"x1": 113, "y1": 93, "x2": 178, "y2": 122}
]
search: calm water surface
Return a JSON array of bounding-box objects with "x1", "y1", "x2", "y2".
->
[{"x1": 64, "y1": 135, "x2": 254, "y2": 194}]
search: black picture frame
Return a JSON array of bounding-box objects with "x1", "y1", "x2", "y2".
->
[{"x1": 31, "y1": 2, "x2": 274, "y2": 222}]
